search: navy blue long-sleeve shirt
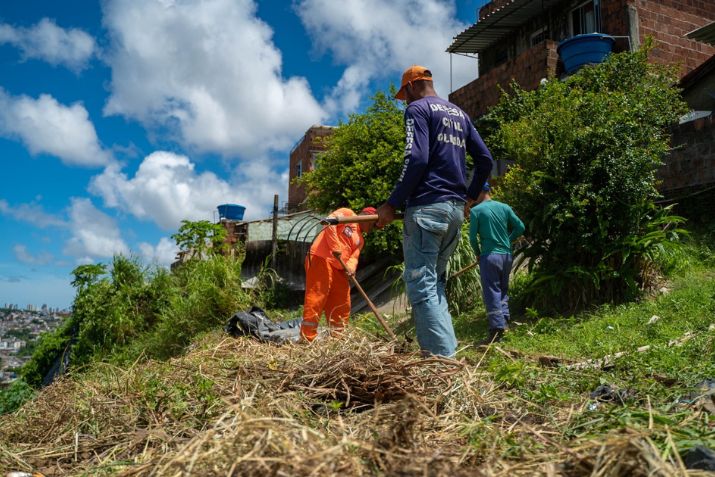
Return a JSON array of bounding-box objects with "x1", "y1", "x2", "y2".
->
[{"x1": 387, "y1": 96, "x2": 494, "y2": 209}]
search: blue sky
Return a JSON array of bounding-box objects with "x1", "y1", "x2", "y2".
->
[{"x1": 0, "y1": 0, "x2": 487, "y2": 309}]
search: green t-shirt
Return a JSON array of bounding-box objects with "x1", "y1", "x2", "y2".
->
[{"x1": 469, "y1": 199, "x2": 525, "y2": 256}]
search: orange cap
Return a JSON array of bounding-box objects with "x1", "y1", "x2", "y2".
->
[{"x1": 395, "y1": 65, "x2": 433, "y2": 100}]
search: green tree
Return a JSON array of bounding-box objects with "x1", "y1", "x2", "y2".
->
[
  {"x1": 481, "y1": 44, "x2": 687, "y2": 313},
  {"x1": 172, "y1": 220, "x2": 228, "y2": 259},
  {"x1": 298, "y1": 89, "x2": 405, "y2": 256},
  {"x1": 70, "y1": 263, "x2": 107, "y2": 291}
]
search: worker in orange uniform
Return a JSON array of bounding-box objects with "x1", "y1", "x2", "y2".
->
[{"x1": 300, "y1": 206, "x2": 377, "y2": 341}]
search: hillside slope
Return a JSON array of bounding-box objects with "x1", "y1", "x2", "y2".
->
[{"x1": 2, "y1": 254, "x2": 714, "y2": 476}]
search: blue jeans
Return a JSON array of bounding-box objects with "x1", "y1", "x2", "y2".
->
[
  {"x1": 403, "y1": 201, "x2": 464, "y2": 357},
  {"x1": 480, "y1": 253, "x2": 513, "y2": 330}
]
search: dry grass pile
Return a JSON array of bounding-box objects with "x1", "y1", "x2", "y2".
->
[{"x1": 0, "y1": 330, "x2": 709, "y2": 476}]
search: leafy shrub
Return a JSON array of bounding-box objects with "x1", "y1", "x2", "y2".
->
[
  {"x1": 0, "y1": 379, "x2": 34, "y2": 414},
  {"x1": 23, "y1": 248, "x2": 251, "y2": 386},
  {"x1": 481, "y1": 43, "x2": 688, "y2": 313},
  {"x1": 20, "y1": 317, "x2": 75, "y2": 387},
  {"x1": 140, "y1": 255, "x2": 248, "y2": 359},
  {"x1": 70, "y1": 256, "x2": 163, "y2": 365}
]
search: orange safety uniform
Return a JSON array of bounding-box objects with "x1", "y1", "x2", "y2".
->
[{"x1": 301, "y1": 208, "x2": 364, "y2": 341}]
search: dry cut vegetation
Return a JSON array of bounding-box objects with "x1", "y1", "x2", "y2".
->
[{"x1": 1, "y1": 328, "x2": 711, "y2": 476}]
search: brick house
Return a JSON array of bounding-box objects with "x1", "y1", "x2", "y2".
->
[
  {"x1": 287, "y1": 125, "x2": 335, "y2": 211},
  {"x1": 658, "y1": 22, "x2": 715, "y2": 194},
  {"x1": 447, "y1": 0, "x2": 715, "y2": 120}
]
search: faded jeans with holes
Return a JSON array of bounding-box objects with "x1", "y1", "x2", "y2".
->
[
  {"x1": 479, "y1": 253, "x2": 513, "y2": 331},
  {"x1": 403, "y1": 200, "x2": 464, "y2": 357}
]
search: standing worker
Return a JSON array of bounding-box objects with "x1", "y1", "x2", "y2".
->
[
  {"x1": 469, "y1": 183, "x2": 525, "y2": 344},
  {"x1": 300, "y1": 206, "x2": 377, "y2": 341},
  {"x1": 376, "y1": 65, "x2": 494, "y2": 357}
]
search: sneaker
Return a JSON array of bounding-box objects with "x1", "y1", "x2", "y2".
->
[{"x1": 479, "y1": 328, "x2": 505, "y2": 346}]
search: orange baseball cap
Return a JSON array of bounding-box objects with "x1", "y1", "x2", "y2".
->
[{"x1": 395, "y1": 65, "x2": 433, "y2": 100}]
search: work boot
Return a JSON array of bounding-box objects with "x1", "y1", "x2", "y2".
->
[
  {"x1": 299, "y1": 320, "x2": 319, "y2": 342},
  {"x1": 478, "y1": 328, "x2": 505, "y2": 346}
]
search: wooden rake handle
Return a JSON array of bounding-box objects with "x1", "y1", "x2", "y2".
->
[
  {"x1": 335, "y1": 255, "x2": 397, "y2": 341},
  {"x1": 448, "y1": 261, "x2": 479, "y2": 281},
  {"x1": 320, "y1": 213, "x2": 404, "y2": 226}
]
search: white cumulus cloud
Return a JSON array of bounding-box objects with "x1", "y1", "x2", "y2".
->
[
  {"x1": 0, "y1": 18, "x2": 96, "y2": 72},
  {"x1": 102, "y1": 0, "x2": 326, "y2": 157},
  {"x1": 90, "y1": 150, "x2": 279, "y2": 230},
  {"x1": 296, "y1": 0, "x2": 477, "y2": 112},
  {"x1": 0, "y1": 88, "x2": 112, "y2": 167},
  {"x1": 63, "y1": 198, "x2": 129, "y2": 262},
  {"x1": 138, "y1": 237, "x2": 179, "y2": 267}
]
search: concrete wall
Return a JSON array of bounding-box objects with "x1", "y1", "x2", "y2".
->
[
  {"x1": 634, "y1": 0, "x2": 715, "y2": 77},
  {"x1": 451, "y1": 40, "x2": 559, "y2": 119},
  {"x1": 660, "y1": 114, "x2": 715, "y2": 193},
  {"x1": 683, "y1": 62, "x2": 715, "y2": 112}
]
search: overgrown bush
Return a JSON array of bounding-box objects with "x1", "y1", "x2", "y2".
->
[
  {"x1": 21, "y1": 244, "x2": 251, "y2": 391},
  {"x1": 136, "y1": 255, "x2": 248, "y2": 360},
  {"x1": 0, "y1": 379, "x2": 34, "y2": 414},
  {"x1": 67, "y1": 257, "x2": 175, "y2": 365},
  {"x1": 481, "y1": 43, "x2": 688, "y2": 313},
  {"x1": 20, "y1": 317, "x2": 75, "y2": 387}
]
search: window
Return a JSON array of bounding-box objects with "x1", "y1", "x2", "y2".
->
[
  {"x1": 530, "y1": 26, "x2": 548, "y2": 46},
  {"x1": 494, "y1": 47, "x2": 508, "y2": 66},
  {"x1": 310, "y1": 151, "x2": 319, "y2": 171},
  {"x1": 295, "y1": 162, "x2": 302, "y2": 178},
  {"x1": 570, "y1": 0, "x2": 600, "y2": 36}
]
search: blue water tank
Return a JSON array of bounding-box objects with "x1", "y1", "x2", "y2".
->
[
  {"x1": 217, "y1": 204, "x2": 246, "y2": 221},
  {"x1": 557, "y1": 33, "x2": 615, "y2": 75}
]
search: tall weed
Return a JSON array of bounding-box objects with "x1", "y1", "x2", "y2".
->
[
  {"x1": 446, "y1": 225, "x2": 482, "y2": 315},
  {"x1": 144, "y1": 255, "x2": 248, "y2": 359},
  {"x1": 22, "y1": 254, "x2": 251, "y2": 388}
]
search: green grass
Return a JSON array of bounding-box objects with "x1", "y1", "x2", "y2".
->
[
  {"x1": 453, "y1": 232, "x2": 715, "y2": 357},
  {"x1": 493, "y1": 269, "x2": 715, "y2": 360},
  {"x1": 444, "y1": 234, "x2": 715, "y2": 454}
]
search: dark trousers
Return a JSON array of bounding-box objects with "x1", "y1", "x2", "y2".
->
[{"x1": 480, "y1": 253, "x2": 513, "y2": 330}]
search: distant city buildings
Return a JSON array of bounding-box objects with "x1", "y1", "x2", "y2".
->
[
  {"x1": 0, "y1": 307, "x2": 67, "y2": 385},
  {"x1": 2, "y1": 304, "x2": 68, "y2": 314}
]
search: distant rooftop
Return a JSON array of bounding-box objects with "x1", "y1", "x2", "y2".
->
[{"x1": 289, "y1": 124, "x2": 335, "y2": 155}]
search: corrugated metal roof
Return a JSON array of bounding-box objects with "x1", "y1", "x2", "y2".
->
[
  {"x1": 686, "y1": 21, "x2": 715, "y2": 46},
  {"x1": 447, "y1": 0, "x2": 562, "y2": 54}
]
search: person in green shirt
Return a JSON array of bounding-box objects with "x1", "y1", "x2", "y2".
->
[{"x1": 469, "y1": 183, "x2": 525, "y2": 344}]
